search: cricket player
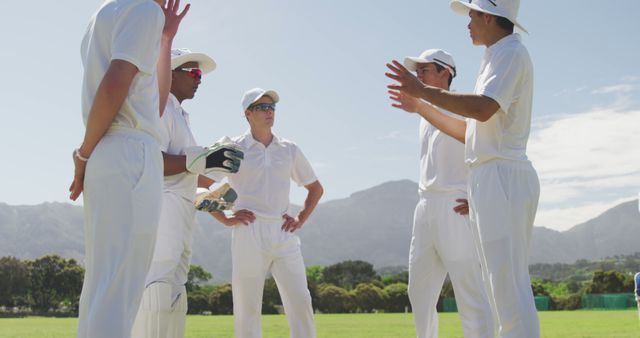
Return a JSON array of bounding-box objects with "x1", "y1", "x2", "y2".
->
[
  {"x1": 71, "y1": 1, "x2": 189, "y2": 337},
  {"x1": 387, "y1": 0, "x2": 540, "y2": 336},
  {"x1": 208, "y1": 88, "x2": 324, "y2": 338},
  {"x1": 395, "y1": 49, "x2": 493, "y2": 338},
  {"x1": 131, "y1": 48, "x2": 243, "y2": 338}
]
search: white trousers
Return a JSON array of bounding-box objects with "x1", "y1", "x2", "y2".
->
[
  {"x1": 408, "y1": 191, "x2": 493, "y2": 338},
  {"x1": 77, "y1": 128, "x2": 163, "y2": 338},
  {"x1": 232, "y1": 218, "x2": 315, "y2": 338},
  {"x1": 132, "y1": 193, "x2": 196, "y2": 338},
  {"x1": 131, "y1": 283, "x2": 188, "y2": 338},
  {"x1": 468, "y1": 160, "x2": 540, "y2": 338}
]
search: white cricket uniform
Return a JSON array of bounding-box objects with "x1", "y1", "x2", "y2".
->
[
  {"x1": 409, "y1": 113, "x2": 493, "y2": 338},
  {"x1": 77, "y1": 1, "x2": 164, "y2": 338},
  {"x1": 131, "y1": 94, "x2": 198, "y2": 338},
  {"x1": 209, "y1": 131, "x2": 318, "y2": 338},
  {"x1": 465, "y1": 33, "x2": 540, "y2": 338}
]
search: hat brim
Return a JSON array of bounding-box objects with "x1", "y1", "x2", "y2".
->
[
  {"x1": 450, "y1": 1, "x2": 528, "y2": 34},
  {"x1": 403, "y1": 56, "x2": 429, "y2": 72},
  {"x1": 259, "y1": 90, "x2": 280, "y2": 104},
  {"x1": 171, "y1": 53, "x2": 217, "y2": 74}
]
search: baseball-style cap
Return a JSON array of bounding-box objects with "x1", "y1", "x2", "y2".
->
[
  {"x1": 450, "y1": 0, "x2": 528, "y2": 34},
  {"x1": 170, "y1": 48, "x2": 216, "y2": 73},
  {"x1": 404, "y1": 49, "x2": 457, "y2": 78},
  {"x1": 241, "y1": 88, "x2": 280, "y2": 111}
]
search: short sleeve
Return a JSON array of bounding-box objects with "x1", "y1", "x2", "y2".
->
[
  {"x1": 476, "y1": 47, "x2": 526, "y2": 113},
  {"x1": 111, "y1": 1, "x2": 164, "y2": 74},
  {"x1": 291, "y1": 146, "x2": 317, "y2": 187},
  {"x1": 157, "y1": 109, "x2": 173, "y2": 152}
]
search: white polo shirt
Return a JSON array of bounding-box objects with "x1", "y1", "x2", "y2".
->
[
  {"x1": 209, "y1": 131, "x2": 318, "y2": 220},
  {"x1": 418, "y1": 109, "x2": 467, "y2": 195},
  {"x1": 158, "y1": 94, "x2": 199, "y2": 201},
  {"x1": 465, "y1": 33, "x2": 534, "y2": 167},
  {"x1": 81, "y1": 0, "x2": 165, "y2": 140}
]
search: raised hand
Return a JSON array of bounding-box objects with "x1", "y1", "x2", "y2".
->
[
  {"x1": 386, "y1": 60, "x2": 425, "y2": 100},
  {"x1": 388, "y1": 89, "x2": 421, "y2": 113},
  {"x1": 161, "y1": 0, "x2": 190, "y2": 41}
]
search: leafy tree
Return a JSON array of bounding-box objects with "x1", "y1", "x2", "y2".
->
[
  {"x1": 316, "y1": 284, "x2": 353, "y2": 313},
  {"x1": 306, "y1": 265, "x2": 324, "y2": 284},
  {"x1": 0, "y1": 256, "x2": 30, "y2": 307},
  {"x1": 28, "y1": 255, "x2": 84, "y2": 313},
  {"x1": 531, "y1": 279, "x2": 550, "y2": 296},
  {"x1": 384, "y1": 283, "x2": 410, "y2": 312},
  {"x1": 186, "y1": 265, "x2": 212, "y2": 292},
  {"x1": 353, "y1": 283, "x2": 386, "y2": 313},
  {"x1": 322, "y1": 260, "x2": 379, "y2": 290},
  {"x1": 262, "y1": 277, "x2": 282, "y2": 314},
  {"x1": 585, "y1": 270, "x2": 633, "y2": 294},
  {"x1": 382, "y1": 271, "x2": 408, "y2": 286},
  {"x1": 187, "y1": 289, "x2": 211, "y2": 314},
  {"x1": 209, "y1": 283, "x2": 233, "y2": 314}
]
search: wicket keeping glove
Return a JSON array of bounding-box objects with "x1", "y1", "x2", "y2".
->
[
  {"x1": 185, "y1": 137, "x2": 244, "y2": 175},
  {"x1": 194, "y1": 183, "x2": 238, "y2": 212}
]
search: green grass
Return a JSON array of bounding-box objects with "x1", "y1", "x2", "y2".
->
[{"x1": 1, "y1": 310, "x2": 638, "y2": 337}]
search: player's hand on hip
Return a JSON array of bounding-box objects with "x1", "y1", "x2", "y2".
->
[
  {"x1": 68, "y1": 149, "x2": 87, "y2": 201},
  {"x1": 386, "y1": 60, "x2": 425, "y2": 99},
  {"x1": 222, "y1": 209, "x2": 255, "y2": 226},
  {"x1": 453, "y1": 198, "x2": 469, "y2": 216},
  {"x1": 281, "y1": 213, "x2": 303, "y2": 233},
  {"x1": 161, "y1": 0, "x2": 190, "y2": 40}
]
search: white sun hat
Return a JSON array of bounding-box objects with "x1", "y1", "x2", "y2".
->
[
  {"x1": 241, "y1": 88, "x2": 280, "y2": 111},
  {"x1": 170, "y1": 48, "x2": 216, "y2": 74},
  {"x1": 404, "y1": 49, "x2": 457, "y2": 78},
  {"x1": 450, "y1": 0, "x2": 528, "y2": 34}
]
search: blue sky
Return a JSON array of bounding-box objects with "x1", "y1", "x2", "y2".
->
[{"x1": 1, "y1": 1, "x2": 638, "y2": 231}]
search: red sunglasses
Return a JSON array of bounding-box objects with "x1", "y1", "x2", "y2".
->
[{"x1": 176, "y1": 67, "x2": 202, "y2": 79}]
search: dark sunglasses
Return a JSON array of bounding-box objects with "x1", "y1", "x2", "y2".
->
[
  {"x1": 250, "y1": 103, "x2": 276, "y2": 112},
  {"x1": 175, "y1": 67, "x2": 202, "y2": 79}
]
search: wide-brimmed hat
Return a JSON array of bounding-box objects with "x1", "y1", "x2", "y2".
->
[
  {"x1": 450, "y1": 0, "x2": 528, "y2": 34},
  {"x1": 170, "y1": 48, "x2": 216, "y2": 73}
]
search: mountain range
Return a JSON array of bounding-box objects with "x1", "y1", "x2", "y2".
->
[{"x1": 1, "y1": 180, "x2": 638, "y2": 282}]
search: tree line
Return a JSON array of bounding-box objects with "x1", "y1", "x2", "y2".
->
[{"x1": 1, "y1": 255, "x2": 638, "y2": 316}]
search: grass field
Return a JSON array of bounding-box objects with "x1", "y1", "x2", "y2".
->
[{"x1": 1, "y1": 310, "x2": 638, "y2": 337}]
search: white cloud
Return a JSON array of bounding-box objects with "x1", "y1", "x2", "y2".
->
[
  {"x1": 528, "y1": 108, "x2": 640, "y2": 231},
  {"x1": 591, "y1": 84, "x2": 637, "y2": 95},
  {"x1": 378, "y1": 130, "x2": 403, "y2": 140}
]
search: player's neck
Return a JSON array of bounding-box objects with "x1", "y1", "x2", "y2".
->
[{"x1": 250, "y1": 127, "x2": 273, "y2": 147}]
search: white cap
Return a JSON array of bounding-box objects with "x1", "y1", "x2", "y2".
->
[
  {"x1": 450, "y1": 0, "x2": 527, "y2": 34},
  {"x1": 404, "y1": 49, "x2": 457, "y2": 78},
  {"x1": 170, "y1": 48, "x2": 216, "y2": 73},
  {"x1": 241, "y1": 88, "x2": 280, "y2": 111}
]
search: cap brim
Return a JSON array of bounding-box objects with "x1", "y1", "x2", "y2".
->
[
  {"x1": 261, "y1": 90, "x2": 280, "y2": 104},
  {"x1": 171, "y1": 53, "x2": 217, "y2": 73},
  {"x1": 403, "y1": 56, "x2": 428, "y2": 72},
  {"x1": 450, "y1": 1, "x2": 528, "y2": 34}
]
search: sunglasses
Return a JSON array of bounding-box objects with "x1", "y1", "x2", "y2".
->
[
  {"x1": 175, "y1": 67, "x2": 202, "y2": 79},
  {"x1": 250, "y1": 103, "x2": 276, "y2": 112}
]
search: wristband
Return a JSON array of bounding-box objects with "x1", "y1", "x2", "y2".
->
[{"x1": 75, "y1": 148, "x2": 89, "y2": 162}]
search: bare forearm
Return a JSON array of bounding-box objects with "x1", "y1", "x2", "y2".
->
[
  {"x1": 80, "y1": 60, "x2": 138, "y2": 156},
  {"x1": 157, "y1": 36, "x2": 173, "y2": 116},
  {"x1": 162, "y1": 152, "x2": 186, "y2": 176},
  {"x1": 198, "y1": 175, "x2": 214, "y2": 189},
  {"x1": 416, "y1": 102, "x2": 467, "y2": 144},
  {"x1": 419, "y1": 86, "x2": 499, "y2": 122},
  {"x1": 297, "y1": 181, "x2": 323, "y2": 223}
]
